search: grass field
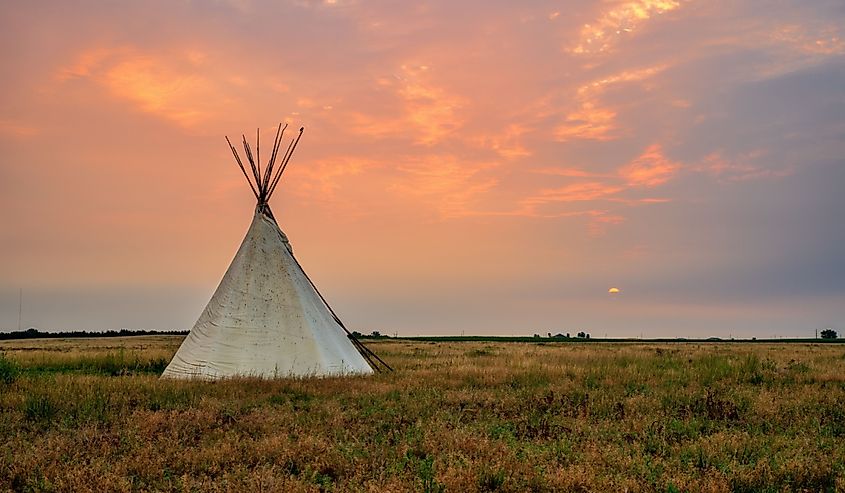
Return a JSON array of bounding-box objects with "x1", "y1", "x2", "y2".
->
[{"x1": 1, "y1": 337, "x2": 844, "y2": 492}]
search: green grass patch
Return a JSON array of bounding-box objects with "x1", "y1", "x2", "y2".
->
[{"x1": 17, "y1": 350, "x2": 168, "y2": 377}]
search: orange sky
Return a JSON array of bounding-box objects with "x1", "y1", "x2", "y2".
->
[{"x1": 1, "y1": 1, "x2": 843, "y2": 336}]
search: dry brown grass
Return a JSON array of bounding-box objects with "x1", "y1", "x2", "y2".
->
[{"x1": 1, "y1": 337, "x2": 844, "y2": 492}]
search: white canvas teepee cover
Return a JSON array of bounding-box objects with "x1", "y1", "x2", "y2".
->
[{"x1": 162, "y1": 210, "x2": 373, "y2": 379}]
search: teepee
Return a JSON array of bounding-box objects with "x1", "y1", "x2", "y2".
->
[{"x1": 162, "y1": 124, "x2": 389, "y2": 379}]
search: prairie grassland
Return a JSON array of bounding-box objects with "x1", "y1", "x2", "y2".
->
[{"x1": 1, "y1": 337, "x2": 844, "y2": 492}]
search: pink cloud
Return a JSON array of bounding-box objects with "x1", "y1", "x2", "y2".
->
[
  {"x1": 346, "y1": 64, "x2": 465, "y2": 145},
  {"x1": 512, "y1": 142, "x2": 678, "y2": 231},
  {"x1": 55, "y1": 46, "x2": 308, "y2": 132},
  {"x1": 390, "y1": 155, "x2": 499, "y2": 218},
  {"x1": 618, "y1": 144, "x2": 680, "y2": 187},
  {"x1": 553, "y1": 65, "x2": 667, "y2": 142},
  {"x1": 526, "y1": 182, "x2": 625, "y2": 204},
  {"x1": 570, "y1": 0, "x2": 682, "y2": 54},
  {"x1": 693, "y1": 150, "x2": 793, "y2": 182},
  {"x1": 555, "y1": 102, "x2": 619, "y2": 141},
  {"x1": 532, "y1": 167, "x2": 612, "y2": 179},
  {"x1": 475, "y1": 123, "x2": 532, "y2": 159},
  {"x1": 286, "y1": 157, "x2": 382, "y2": 200}
]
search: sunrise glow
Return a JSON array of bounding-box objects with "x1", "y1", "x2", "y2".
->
[{"x1": 1, "y1": 1, "x2": 842, "y2": 337}]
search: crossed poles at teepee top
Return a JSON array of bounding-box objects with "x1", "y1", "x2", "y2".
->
[{"x1": 225, "y1": 124, "x2": 304, "y2": 206}]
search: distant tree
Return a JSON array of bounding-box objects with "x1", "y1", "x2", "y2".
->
[
  {"x1": 548, "y1": 332, "x2": 552, "y2": 338},
  {"x1": 577, "y1": 331, "x2": 586, "y2": 338},
  {"x1": 371, "y1": 331, "x2": 381, "y2": 338},
  {"x1": 566, "y1": 333, "x2": 570, "y2": 338},
  {"x1": 821, "y1": 329, "x2": 838, "y2": 339},
  {"x1": 533, "y1": 334, "x2": 540, "y2": 339},
  {"x1": 351, "y1": 331, "x2": 362, "y2": 338},
  {"x1": 586, "y1": 333, "x2": 590, "y2": 339}
]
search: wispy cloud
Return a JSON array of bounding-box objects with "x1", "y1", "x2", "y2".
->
[
  {"x1": 523, "y1": 182, "x2": 625, "y2": 206},
  {"x1": 554, "y1": 65, "x2": 667, "y2": 141},
  {"x1": 554, "y1": 102, "x2": 619, "y2": 141},
  {"x1": 514, "y1": 143, "x2": 679, "y2": 232},
  {"x1": 692, "y1": 150, "x2": 794, "y2": 183},
  {"x1": 571, "y1": 0, "x2": 682, "y2": 54},
  {"x1": 347, "y1": 64, "x2": 464, "y2": 145},
  {"x1": 399, "y1": 65, "x2": 465, "y2": 145},
  {"x1": 287, "y1": 157, "x2": 381, "y2": 200},
  {"x1": 772, "y1": 24, "x2": 844, "y2": 56},
  {"x1": 532, "y1": 167, "x2": 612, "y2": 179},
  {"x1": 390, "y1": 155, "x2": 498, "y2": 218},
  {"x1": 475, "y1": 124, "x2": 532, "y2": 159},
  {"x1": 58, "y1": 47, "x2": 232, "y2": 128},
  {"x1": 619, "y1": 144, "x2": 679, "y2": 186}
]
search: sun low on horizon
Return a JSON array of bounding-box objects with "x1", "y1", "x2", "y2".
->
[{"x1": 0, "y1": 0, "x2": 842, "y2": 338}]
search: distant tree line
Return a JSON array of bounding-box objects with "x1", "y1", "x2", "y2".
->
[
  {"x1": 0, "y1": 328, "x2": 189, "y2": 341},
  {"x1": 352, "y1": 331, "x2": 392, "y2": 339}
]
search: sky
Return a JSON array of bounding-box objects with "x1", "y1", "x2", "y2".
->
[{"x1": 0, "y1": 0, "x2": 843, "y2": 337}]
